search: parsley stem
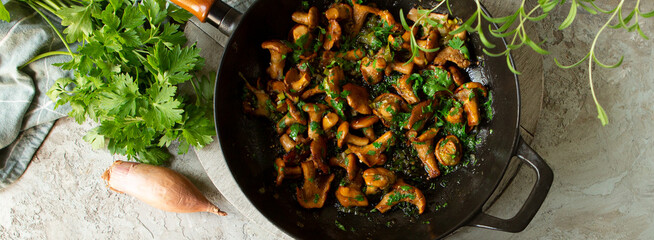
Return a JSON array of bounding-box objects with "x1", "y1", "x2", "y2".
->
[
  {"x1": 25, "y1": 1, "x2": 74, "y2": 56},
  {"x1": 20, "y1": 51, "x2": 75, "y2": 68}
]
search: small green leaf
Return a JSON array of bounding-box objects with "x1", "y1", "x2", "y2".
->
[
  {"x1": 0, "y1": 2, "x2": 9, "y2": 22},
  {"x1": 554, "y1": 52, "x2": 590, "y2": 69},
  {"x1": 506, "y1": 54, "x2": 521, "y2": 75},
  {"x1": 399, "y1": 9, "x2": 411, "y2": 32},
  {"x1": 559, "y1": 0, "x2": 577, "y2": 30},
  {"x1": 595, "y1": 103, "x2": 609, "y2": 126}
]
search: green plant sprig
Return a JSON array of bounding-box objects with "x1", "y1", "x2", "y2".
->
[
  {"x1": 400, "y1": 0, "x2": 652, "y2": 126},
  {"x1": 398, "y1": 0, "x2": 449, "y2": 64}
]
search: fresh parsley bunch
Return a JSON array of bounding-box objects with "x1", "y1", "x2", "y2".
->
[{"x1": 46, "y1": 0, "x2": 215, "y2": 165}]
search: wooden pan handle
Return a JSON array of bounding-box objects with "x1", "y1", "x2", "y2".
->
[{"x1": 169, "y1": 0, "x2": 217, "y2": 22}]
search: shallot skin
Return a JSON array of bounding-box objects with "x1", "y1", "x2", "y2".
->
[{"x1": 102, "y1": 160, "x2": 227, "y2": 216}]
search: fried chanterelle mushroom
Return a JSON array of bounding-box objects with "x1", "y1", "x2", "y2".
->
[
  {"x1": 375, "y1": 179, "x2": 427, "y2": 214},
  {"x1": 296, "y1": 161, "x2": 335, "y2": 209}
]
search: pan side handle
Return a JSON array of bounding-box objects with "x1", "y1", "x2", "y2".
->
[
  {"x1": 170, "y1": 0, "x2": 242, "y2": 36},
  {"x1": 467, "y1": 136, "x2": 554, "y2": 232}
]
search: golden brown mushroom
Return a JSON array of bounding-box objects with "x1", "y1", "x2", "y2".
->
[
  {"x1": 292, "y1": 6, "x2": 319, "y2": 29},
  {"x1": 433, "y1": 46, "x2": 471, "y2": 69},
  {"x1": 393, "y1": 74, "x2": 420, "y2": 104},
  {"x1": 325, "y1": 3, "x2": 352, "y2": 21},
  {"x1": 375, "y1": 179, "x2": 426, "y2": 214},
  {"x1": 351, "y1": 115, "x2": 379, "y2": 129},
  {"x1": 243, "y1": 80, "x2": 272, "y2": 117},
  {"x1": 335, "y1": 174, "x2": 368, "y2": 207},
  {"x1": 351, "y1": 2, "x2": 379, "y2": 35},
  {"x1": 285, "y1": 98, "x2": 307, "y2": 125},
  {"x1": 302, "y1": 103, "x2": 329, "y2": 139},
  {"x1": 310, "y1": 136, "x2": 330, "y2": 173},
  {"x1": 348, "y1": 131, "x2": 395, "y2": 167},
  {"x1": 362, "y1": 127, "x2": 376, "y2": 142},
  {"x1": 296, "y1": 161, "x2": 335, "y2": 209},
  {"x1": 407, "y1": 9, "x2": 449, "y2": 38},
  {"x1": 329, "y1": 154, "x2": 358, "y2": 181},
  {"x1": 436, "y1": 135, "x2": 463, "y2": 166},
  {"x1": 322, "y1": 112, "x2": 339, "y2": 131},
  {"x1": 324, "y1": 66, "x2": 344, "y2": 96},
  {"x1": 385, "y1": 61, "x2": 414, "y2": 76},
  {"x1": 275, "y1": 158, "x2": 301, "y2": 186},
  {"x1": 414, "y1": 30, "x2": 439, "y2": 67},
  {"x1": 324, "y1": 20, "x2": 342, "y2": 50},
  {"x1": 362, "y1": 168, "x2": 396, "y2": 195},
  {"x1": 361, "y1": 57, "x2": 386, "y2": 85},
  {"x1": 336, "y1": 121, "x2": 369, "y2": 148},
  {"x1": 300, "y1": 85, "x2": 325, "y2": 99},
  {"x1": 280, "y1": 134, "x2": 297, "y2": 152},
  {"x1": 444, "y1": 100, "x2": 464, "y2": 124},
  {"x1": 407, "y1": 130, "x2": 441, "y2": 179},
  {"x1": 372, "y1": 93, "x2": 408, "y2": 126},
  {"x1": 261, "y1": 40, "x2": 292, "y2": 80},
  {"x1": 336, "y1": 49, "x2": 365, "y2": 61},
  {"x1": 291, "y1": 24, "x2": 312, "y2": 49},
  {"x1": 448, "y1": 65, "x2": 466, "y2": 87},
  {"x1": 342, "y1": 83, "x2": 372, "y2": 115},
  {"x1": 284, "y1": 68, "x2": 311, "y2": 95},
  {"x1": 454, "y1": 82, "x2": 488, "y2": 127},
  {"x1": 376, "y1": 10, "x2": 400, "y2": 31},
  {"x1": 405, "y1": 100, "x2": 436, "y2": 131}
]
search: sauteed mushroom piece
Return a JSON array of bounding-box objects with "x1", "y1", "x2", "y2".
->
[
  {"x1": 301, "y1": 85, "x2": 325, "y2": 99},
  {"x1": 310, "y1": 136, "x2": 330, "y2": 173},
  {"x1": 377, "y1": 10, "x2": 400, "y2": 31},
  {"x1": 454, "y1": 82, "x2": 488, "y2": 127},
  {"x1": 275, "y1": 158, "x2": 301, "y2": 186},
  {"x1": 448, "y1": 65, "x2": 466, "y2": 87},
  {"x1": 342, "y1": 83, "x2": 372, "y2": 115},
  {"x1": 292, "y1": 6, "x2": 319, "y2": 29},
  {"x1": 413, "y1": 30, "x2": 440, "y2": 67},
  {"x1": 433, "y1": 46, "x2": 471, "y2": 69},
  {"x1": 405, "y1": 100, "x2": 436, "y2": 131},
  {"x1": 351, "y1": 115, "x2": 379, "y2": 129},
  {"x1": 362, "y1": 167, "x2": 396, "y2": 195},
  {"x1": 325, "y1": 3, "x2": 352, "y2": 21},
  {"x1": 375, "y1": 179, "x2": 426, "y2": 214},
  {"x1": 336, "y1": 121, "x2": 369, "y2": 148},
  {"x1": 385, "y1": 61, "x2": 414, "y2": 76},
  {"x1": 291, "y1": 24, "x2": 312, "y2": 49},
  {"x1": 280, "y1": 134, "x2": 296, "y2": 152},
  {"x1": 324, "y1": 20, "x2": 342, "y2": 50},
  {"x1": 284, "y1": 68, "x2": 311, "y2": 94},
  {"x1": 329, "y1": 154, "x2": 358, "y2": 181},
  {"x1": 285, "y1": 98, "x2": 307, "y2": 125},
  {"x1": 361, "y1": 56, "x2": 386, "y2": 84},
  {"x1": 296, "y1": 161, "x2": 335, "y2": 209},
  {"x1": 372, "y1": 93, "x2": 407, "y2": 126},
  {"x1": 393, "y1": 74, "x2": 420, "y2": 104},
  {"x1": 351, "y1": 2, "x2": 379, "y2": 35},
  {"x1": 261, "y1": 40, "x2": 292, "y2": 80},
  {"x1": 324, "y1": 66, "x2": 344, "y2": 95},
  {"x1": 282, "y1": 139, "x2": 310, "y2": 165},
  {"x1": 407, "y1": 130, "x2": 441, "y2": 179},
  {"x1": 243, "y1": 80, "x2": 272, "y2": 117},
  {"x1": 444, "y1": 100, "x2": 464, "y2": 124},
  {"x1": 348, "y1": 131, "x2": 395, "y2": 167},
  {"x1": 362, "y1": 128, "x2": 376, "y2": 142},
  {"x1": 411, "y1": 127, "x2": 440, "y2": 143},
  {"x1": 336, "y1": 49, "x2": 365, "y2": 61},
  {"x1": 322, "y1": 112, "x2": 339, "y2": 131},
  {"x1": 335, "y1": 174, "x2": 368, "y2": 207},
  {"x1": 302, "y1": 103, "x2": 329, "y2": 139},
  {"x1": 436, "y1": 135, "x2": 462, "y2": 166}
]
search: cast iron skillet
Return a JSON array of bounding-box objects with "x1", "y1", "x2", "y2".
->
[{"x1": 172, "y1": 0, "x2": 554, "y2": 238}]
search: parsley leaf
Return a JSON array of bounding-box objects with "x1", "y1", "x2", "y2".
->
[{"x1": 449, "y1": 37, "x2": 470, "y2": 59}]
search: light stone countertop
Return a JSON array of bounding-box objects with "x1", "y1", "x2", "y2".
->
[{"x1": 2, "y1": 0, "x2": 654, "y2": 239}]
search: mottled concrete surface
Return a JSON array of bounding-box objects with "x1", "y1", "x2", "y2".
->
[{"x1": 2, "y1": 0, "x2": 654, "y2": 239}]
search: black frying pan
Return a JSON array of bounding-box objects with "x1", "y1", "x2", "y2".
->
[{"x1": 172, "y1": 0, "x2": 554, "y2": 238}]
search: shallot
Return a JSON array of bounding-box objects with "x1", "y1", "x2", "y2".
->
[{"x1": 101, "y1": 160, "x2": 227, "y2": 216}]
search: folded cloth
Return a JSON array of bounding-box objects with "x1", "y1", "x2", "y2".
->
[{"x1": 0, "y1": 1, "x2": 71, "y2": 190}]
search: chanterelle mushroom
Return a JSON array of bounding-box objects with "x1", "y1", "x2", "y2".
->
[
  {"x1": 393, "y1": 74, "x2": 420, "y2": 104},
  {"x1": 302, "y1": 103, "x2": 329, "y2": 139},
  {"x1": 362, "y1": 168, "x2": 396, "y2": 195},
  {"x1": 291, "y1": 24, "x2": 312, "y2": 49},
  {"x1": 324, "y1": 20, "x2": 342, "y2": 50},
  {"x1": 261, "y1": 40, "x2": 292, "y2": 80},
  {"x1": 275, "y1": 158, "x2": 301, "y2": 186},
  {"x1": 351, "y1": 115, "x2": 379, "y2": 129},
  {"x1": 336, "y1": 121, "x2": 369, "y2": 148},
  {"x1": 405, "y1": 100, "x2": 437, "y2": 131},
  {"x1": 292, "y1": 6, "x2": 319, "y2": 29},
  {"x1": 329, "y1": 153, "x2": 358, "y2": 181},
  {"x1": 348, "y1": 131, "x2": 395, "y2": 167},
  {"x1": 375, "y1": 179, "x2": 426, "y2": 214},
  {"x1": 335, "y1": 174, "x2": 368, "y2": 207},
  {"x1": 243, "y1": 80, "x2": 272, "y2": 117},
  {"x1": 454, "y1": 82, "x2": 488, "y2": 127},
  {"x1": 351, "y1": 2, "x2": 379, "y2": 35},
  {"x1": 342, "y1": 83, "x2": 372, "y2": 115},
  {"x1": 372, "y1": 93, "x2": 408, "y2": 126},
  {"x1": 433, "y1": 46, "x2": 471, "y2": 69},
  {"x1": 361, "y1": 57, "x2": 386, "y2": 85},
  {"x1": 296, "y1": 161, "x2": 335, "y2": 209},
  {"x1": 284, "y1": 68, "x2": 311, "y2": 95},
  {"x1": 436, "y1": 135, "x2": 463, "y2": 166},
  {"x1": 407, "y1": 130, "x2": 441, "y2": 179},
  {"x1": 310, "y1": 136, "x2": 330, "y2": 173},
  {"x1": 325, "y1": 3, "x2": 352, "y2": 21}
]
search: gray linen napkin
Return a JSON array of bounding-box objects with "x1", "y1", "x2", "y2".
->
[{"x1": 0, "y1": 1, "x2": 71, "y2": 190}]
